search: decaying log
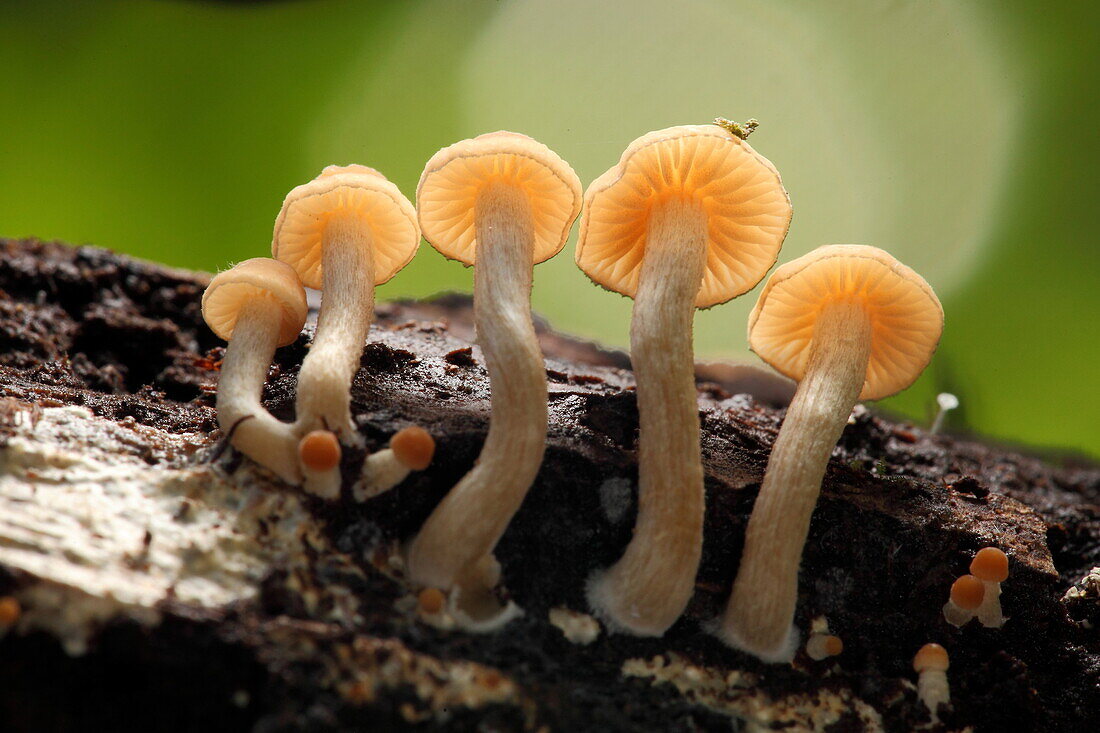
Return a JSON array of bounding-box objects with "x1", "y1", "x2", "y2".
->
[{"x1": 0, "y1": 238, "x2": 1096, "y2": 731}]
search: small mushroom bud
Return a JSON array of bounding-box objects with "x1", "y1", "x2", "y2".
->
[
  {"x1": 930, "y1": 392, "x2": 959, "y2": 434},
  {"x1": 0, "y1": 596, "x2": 21, "y2": 630},
  {"x1": 576, "y1": 124, "x2": 792, "y2": 636},
  {"x1": 407, "y1": 132, "x2": 582, "y2": 604},
  {"x1": 298, "y1": 429, "x2": 342, "y2": 500},
  {"x1": 805, "y1": 633, "x2": 843, "y2": 661},
  {"x1": 354, "y1": 427, "x2": 436, "y2": 502},
  {"x1": 720, "y1": 246, "x2": 944, "y2": 662},
  {"x1": 970, "y1": 547, "x2": 1009, "y2": 628},
  {"x1": 942, "y1": 573, "x2": 985, "y2": 627},
  {"x1": 202, "y1": 258, "x2": 308, "y2": 484},
  {"x1": 273, "y1": 165, "x2": 420, "y2": 447},
  {"x1": 913, "y1": 643, "x2": 950, "y2": 721}
]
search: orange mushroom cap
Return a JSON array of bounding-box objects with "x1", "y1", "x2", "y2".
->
[
  {"x1": 390, "y1": 426, "x2": 435, "y2": 471},
  {"x1": 299, "y1": 429, "x2": 342, "y2": 472},
  {"x1": 416, "y1": 131, "x2": 582, "y2": 266},
  {"x1": 576, "y1": 124, "x2": 792, "y2": 309},
  {"x1": 950, "y1": 574, "x2": 986, "y2": 610},
  {"x1": 748, "y1": 245, "x2": 944, "y2": 400},
  {"x1": 970, "y1": 547, "x2": 1009, "y2": 583},
  {"x1": 202, "y1": 258, "x2": 308, "y2": 347},
  {"x1": 272, "y1": 165, "x2": 420, "y2": 289},
  {"x1": 417, "y1": 587, "x2": 445, "y2": 615},
  {"x1": 913, "y1": 643, "x2": 949, "y2": 673}
]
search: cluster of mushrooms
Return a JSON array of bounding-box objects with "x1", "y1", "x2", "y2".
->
[{"x1": 202, "y1": 120, "x2": 954, "y2": 663}]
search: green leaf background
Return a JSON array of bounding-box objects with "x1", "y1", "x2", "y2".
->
[{"x1": 1, "y1": 0, "x2": 1096, "y2": 457}]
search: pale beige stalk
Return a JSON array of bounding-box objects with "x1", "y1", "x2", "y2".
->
[
  {"x1": 408, "y1": 185, "x2": 545, "y2": 590},
  {"x1": 217, "y1": 299, "x2": 302, "y2": 484},
  {"x1": 296, "y1": 215, "x2": 374, "y2": 441},
  {"x1": 586, "y1": 200, "x2": 708, "y2": 636},
  {"x1": 721, "y1": 300, "x2": 871, "y2": 660}
]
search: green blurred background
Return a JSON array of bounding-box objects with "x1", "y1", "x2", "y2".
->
[{"x1": 1, "y1": 0, "x2": 1097, "y2": 457}]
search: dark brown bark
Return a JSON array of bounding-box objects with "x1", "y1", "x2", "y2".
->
[{"x1": 0, "y1": 238, "x2": 1096, "y2": 732}]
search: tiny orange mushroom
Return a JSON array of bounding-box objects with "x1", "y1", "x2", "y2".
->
[
  {"x1": 913, "y1": 643, "x2": 951, "y2": 720},
  {"x1": 391, "y1": 426, "x2": 435, "y2": 472},
  {"x1": 805, "y1": 633, "x2": 843, "y2": 661},
  {"x1": 417, "y1": 587, "x2": 446, "y2": 616},
  {"x1": 355, "y1": 427, "x2": 438, "y2": 502},
  {"x1": 943, "y1": 574, "x2": 985, "y2": 627},
  {"x1": 299, "y1": 430, "x2": 342, "y2": 473},
  {"x1": 970, "y1": 547, "x2": 1009, "y2": 628}
]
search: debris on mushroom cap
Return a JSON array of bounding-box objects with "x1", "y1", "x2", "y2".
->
[
  {"x1": 747, "y1": 244, "x2": 944, "y2": 400},
  {"x1": 950, "y1": 574, "x2": 986, "y2": 610},
  {"x1": 971, "y1": 547, "x2": 1009, "y2": 582},
  {"x1": 390, "y1": 426, "x2": 435, "y2": 471},
  {"x1": 298, "y1": 430, "x2": 342, "y2": 473},
  {"x1": 272, "y1": 167, "x2": 420, "y2": 289},
  {"x1": 576, "y1": 124, "x2": 792, "y2": 308},
  {"x1": 913, "y1": 643, "x2": 950, "y2": 673},
  {"x1": 201, "y1": 258, "x2": 308, "y2": 346},
  {"x1": 416, "y1": 130, "x2": 582, "y2": 266}
]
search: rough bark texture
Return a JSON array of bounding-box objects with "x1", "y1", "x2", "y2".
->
[{"x1": 0, "y1": 238, "x2": 1096, "y2": 732}]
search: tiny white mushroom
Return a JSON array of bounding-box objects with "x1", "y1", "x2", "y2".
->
[
  {"x1": 202, "y1": 258, "x2": 308, "y2": 484},
  {"x1": 931, "y1": 392, "x2": 959, "y2": 434}
]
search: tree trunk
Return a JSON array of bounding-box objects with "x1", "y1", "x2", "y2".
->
[{"x1": 0, "y1": 238, "x2": 1096, "y2": 732}]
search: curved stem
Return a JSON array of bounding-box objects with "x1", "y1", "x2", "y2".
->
[
  {"x1": 354, "y1": 449, "x2": 410, "y2": 502},
  {"x1": 295, "y1": 215, "x2": 374, "y2": 442},
  {"x1": 217, "y1": 299, "x2": 301, "y2": 484},
  {"x1": 720, "y1": 300, "x2": 872, "y2": 661},
  {"x1": 587, "y1": 199, "x2": 708, "y2": 636},
  {"x1": 408, "y1": 184, "x2": 544, "y2": 591}
]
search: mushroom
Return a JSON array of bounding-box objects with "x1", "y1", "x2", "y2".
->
[
  {"x1": 942, "y1": 573, "x2": 985, "y2": 627},
  {"x1": 931, "y1": 392, "x2": 959, "y2": 434},
  {"x1": 354, "y1": 426, "x2": 436, "y2": 502},
  {"x1": 913, "y1": 643, "x2": 951, "y2": 721},
  {"x1": 298, "y1": 429, "x2": 342, "y2": 500},
  {"x1": 576, "y1": 124, "x2": 792, "y2": 635},
  {"x1": 202, "y1": 258, "x2": 308, "y2": 483},
  {"x1": 720, "y1": 245, "x2": 943, "y2": 661},
  {"x1": 970, "y1": 546, "x2": 1009, "y2": 627},
  {"x1": 406, "y1": 132, "x2": 582, "y2": 601},
  {"x1": 273, "y1": 164, "x2": 420, "y2": 446},
  {"x1": 805, "y1": 633, "x2": 843, "y2": 661}
]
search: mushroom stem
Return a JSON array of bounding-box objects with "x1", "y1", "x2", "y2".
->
[
  {"x1": 295, "y1": 215, "x2": 374, "y2": 442},
  {"x1": 721, "y1": 299, "x2": 872, "y2": 660},
  {"x1": 587, "y1": 198, "x2": 708, "y2": 636},
  {"x1": 217, "y1": 298, "x2": 301, "y2": 484},
  {"x1": 355, "y1": 449, "x2": 411, "y2": 501},
  {"x1": 408, "y1": 184, "x2": 545, "y2": 590}
]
